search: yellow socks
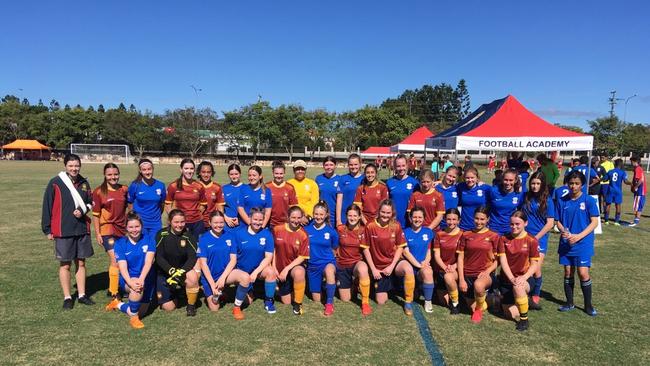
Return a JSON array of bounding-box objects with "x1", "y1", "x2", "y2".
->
[
  {"x1": 359, "y1": 278, "x2": 371, "y2": 305},
  {"x1": 186, "y1": 287, "x2": 199, "y2": 305},
  {"x1": 293, "y1": 281, "x2": 306, "y2": 304},
  {"x1": 475, "y1": 294, "x2": 487, "y2": 311},
  {"x1": 404, "y1": 274, "x2": 416, "y2": 303},
  {"x1": 449, "y1": 289, "x2": 459, "y2": 305},
  {"x1": 515, "y1": 296, "x2": 529, "y2": 320},
  {"x1": 108, "y1": 265, "x2": 120, "y2": 296}
]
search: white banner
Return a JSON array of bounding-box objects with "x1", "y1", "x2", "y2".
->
[{"x1": 426, "y1": 136, "x2": 593, "y2": 152}]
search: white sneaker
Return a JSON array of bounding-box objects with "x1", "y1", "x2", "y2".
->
[{"x1": 424, "y1": 300, "x2": 434, "y2": 313}]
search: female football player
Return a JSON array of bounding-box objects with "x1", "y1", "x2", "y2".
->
[
  {"x1": 316, "y1": 156, "x2": 341, "y2": 225},
  {"x1": 433, "y1": 208, "x2": 463, "y2": 314},
  {"x1": 127, "y1": 159, "x2": 166, "y2": 239},
  {"x1": 408, "y1": 169, "x2": 445, "y2": 230},
  {"x1": 335, "y1": 154, "x2": 364, "y2": 226},
  {"x1": 353, "y1": 163, "x2": 388, "y2": 225},
  {"x1": 222, "y1": 164, "x2": 243, "y2": 232},
  {"x1": 488, "y1": 169, "x2": 523, "y2": 235},
  {"x1": 165, "y1": 159, "x2": 207, "y2": 239},
  {"x1": 237, "y1": 165, "x2": 272, "y2": 228},
  {"x1": 305, "y1": 202, "x2": 339, "y2": 316},
  {"x1": 403, "y1": 207, "x2": 436, "y2": 312},
  {"x1": 457, "y1": 167, "x2": 491, "y2": 231}
]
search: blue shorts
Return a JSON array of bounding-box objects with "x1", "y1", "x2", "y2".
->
[
  {"x1": 374, "y1": 274, "x2": 395, "y2": 293},
  {"x1": 200, "y1": 271, "x2": 226, "y2": 297},
  {"x1": 142, "y1": 224, "x2": 162, "y2": 239},
  {"x1": 119, "y1": 273, "x2": 156, "y2": 303},
  {"x1": 101, "y1": 235, "x2": 120, "y2": 252},
  {"x1": 634, "y1": 195, "x2": 646, "y2": 212},
  {"x1": 462, "y1": 273, "x2": 496, "y2": 298},
  {"x1": 559, "y1": 254, "x2": 592, "y2": 268},
  {"x1": 307, "y1": 262, "x2": 335, "y2": 293},
  {"x1": 336, "y1": 266, "x2": 356, "y2": 289},
  {"x1": 537, "y1": 234, "x2": 549, "y2": 255},
  {"x1": 606, "y1": 191, "x2": 623, "y2": 205}
]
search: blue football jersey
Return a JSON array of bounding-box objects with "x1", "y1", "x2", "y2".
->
[
  {"x1": 387, "y1": 175, "x2": 420, "y2": 228},
  {"x1": 404, "y1": 227, "x2": 434, "y2": 263},
  {"x1": 316, "y1": 173, "x2": 342, "y2": 225},
  {"x1": 127, "y1": 179, "x2": 166, "y2": 229},
  {"x1": 607, "y1": 168, "x2": 627, "y2": 195},
  {"x1": 114, "y1": 234, "x2": 156, "y2": 278},
  {"x1": 555, "y1": 193, "x2": 599, "y2": 257},
  {"x1": 234, "y1": 227, "x2": 274, "y2": 273},
  {"x1": 197, "y1": 230, "x2": 237, "y2": 279},
  {"x1": 337, "y1": 173, "x2": 364, "y2": 224},
  {"x1": 238, "y1": 184, "x2": 273, "y2": 217},
  {"x1": 457, "y1": 182, "x2": 490, "y2": 231},
  {"x1": 488, "y1": 186, "x2": 524, "y2": 235},
  {"x1": 305, "y1": 222, "x2": 339, "y2": 267},
  {"x1": 222, "y1": 183, "x2": 243, "y2": 219}
]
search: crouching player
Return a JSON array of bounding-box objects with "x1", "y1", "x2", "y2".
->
[
  {"x1": 336, "y1": 204, "x2": 372, "y2": 316},
  {"x1": 403, "y1": 207, "x2": 436, "y2": 313},
  {"x1": 362, "y1": 200, "x2": 414, "y2": 316},
  {"x1": 556, "y1": 171, "x2": 599, "y2": 316},
  {"x1": 457, "y1": 206, "x2": 499, "y2": 324},
  {"x1": 198, "y1": 211, "x2": 250, "y2": 320},
  {"x1": 155, "y1": 209, "x2": 200, "y2": 316},
  {"x1": 497, "y1": 211, "x2": 540, "y2": 331},
  {"x1": 234, "y1": 207, "x2": 277, "y2": 314},
  {"x1": 305, "y1": 202, "x2": 339, "y2": 316},
  {"x1": 106, "y1": 213, "x2": 155, "y2": 329},
  {"x1": 273, "y1": 206, "x2": 310, "y2": 315},
  {"x1": 433, "y1": 208, "x2": 463, "y2": 314}
]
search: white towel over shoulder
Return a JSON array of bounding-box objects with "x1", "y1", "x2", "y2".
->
[{"x1": 58, "y1": 171, "x2": 92, "y2": 214}]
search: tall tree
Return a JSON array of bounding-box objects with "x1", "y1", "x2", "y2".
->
[{"x1": 588, "y1": 116, "x2": 623, "y2": 155}]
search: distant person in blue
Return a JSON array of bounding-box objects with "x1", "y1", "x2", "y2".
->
[
  {"x1": 603, "y1": 158, "x2": 631, "y2": 226},
  {"x1": 106, "y1": 213, "x2": 155, "y2": 329},
  {"x1": 555, "y1": 170, "x2": 600, "y2": 316},
  {"x1": 387, "y1": 153, "x2": 419, "y2": 228},
  {"x1": 222, "y1": 164, "x2": 243, "y2": 232},
  {"x1": 520, "y1": 171, "x2": 555, "y2": 309},
  {"x1": 234, "y1": 207, "x2": 277, "y2": 314},
  {"x1": 572, "y1": 156, "x2": 600, "y2": 194},
  {"x1": 402, "y1": 207, "x2": 435, "y2": 313},
  {"x1": 198, "y1": 211, "x2": 250, "y2": 320},
  {"x1": 316, "y1": 156, "x2": 341, "y2": 225},
  {"x1": 457, "y1": 166, "x2": 491, "y2": 231},
  {"x1": 127, "y1": 159, "x2": 166, "y2": 238},
  {"x1": 489, "y1": 169, "x2": 524, "y2": 235},
  {"x1": 237, "y1": 165, "x2": 272, "y2": 228},
  {"x1": 518, "y1": 161, "x2": 530, "y2": 193},
  {"x1": 335, "y1": 153, "x2": 364, "y2": 226},
  {"x1": 305, "y1": 201, "x2": 339, "y2": 316}
]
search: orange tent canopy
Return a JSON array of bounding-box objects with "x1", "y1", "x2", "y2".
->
[{"x1": 2, "y1": 139, "x2": 51, "y2": 150}]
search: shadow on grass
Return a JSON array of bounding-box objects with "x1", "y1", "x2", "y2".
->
[{"x1": 540, "y1": 289, "x2": 564, "y2": 305}]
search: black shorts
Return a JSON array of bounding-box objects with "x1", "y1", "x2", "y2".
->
[
  {"x1": 100, "y1": 235, "x2": 119, "y2": 252},
  {"x1": 277, "y1": 266, "x2": 303, "y2": 297},
  {"x1": 55, "y1": 234, "x2": 93, "y2": 262},
  {"x1": 499, "y1": 277, "x2": 535, "y2": 305},
  {"x1": 374, "y1": 274, "x2": 395, "y2": 293},
  {"x1": 435, "y1": 271, "x2": 447, "y2": 290},
  {"x1": 156, "y1": 273, "x2": 185, "y2": 304},
  {"x1": 463, "y1": 273, "x2": 496, "y2": 299},
  {"x1": 336, "y1": 266, "x2": 356, "y2": 289}
]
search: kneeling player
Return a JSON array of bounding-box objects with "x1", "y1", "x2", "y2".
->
[
  {"x1": 497, "y1": 211, "x2": 540, "y2": 331},
  {"x1": 336, "y1": 204, "x2": 372, "y2": 316},
  {"x1": 273, "y1": 206, "x2": 309, "y2": 315},
  {"x1": 155, "y1": 210, "x2": 200, "y2": 316},
  {"x1": 234, "y1": 207, "x2": 277, "y2": 314},
  {"x1": 305, "y1": 202, "x2": 339, "y2": 316},
  {"x1": 403, "y1": 207, "x2": 435, "y2": 313},
  {"x1": 362, "y1": 200, "x2": 414, "y2": 315},
  {"x1": 198, "y1": 211, "x2": 250, "y2": 320},
  {"x1": 433, "y1": 208, "x2": 463, "y2": 314},
  {"x1": 457, "y1": 207, "x2": 499, "y2": 323},
  {"x1": 106, "y1": 213, "x2": 155, "y2": 329}
]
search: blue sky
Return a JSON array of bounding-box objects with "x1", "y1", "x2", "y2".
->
[{"x1": 1, "y1": 0, "x2": 648, "y2": 129}]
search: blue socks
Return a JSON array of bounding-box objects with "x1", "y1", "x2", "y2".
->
[
  {"x1": 234, "y1": 284, "x2": 248, "y2": 306},
  {"x1": 533, "y1": 276, "x2": 543, "y2": 297},
  {"x1": 604, "y1": 212, "x2": 609, "y2": 222},
  {"x1": 615, "y1": 213, "x2": 620, "y2": 223},
  {"x1": 422, "y1": 283, "x2": 435, "y2": 301},
  {"x1": 325, "y1": 284, "x2": 336, "y2": 305},
  {"x1": 119, "y1": 301, "x2": 140, "y2": 315},
  {"x1": 264, "y1": 281, "x2": 276, "y2": 301}
]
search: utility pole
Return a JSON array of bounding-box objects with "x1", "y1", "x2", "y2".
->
[{"x1": 608, "y1": 90, "x2": 624, "y2": 118}]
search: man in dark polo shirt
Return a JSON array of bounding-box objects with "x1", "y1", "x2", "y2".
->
[{"x1": 42, "y1": 154, "x2": 96, "y2": 310}]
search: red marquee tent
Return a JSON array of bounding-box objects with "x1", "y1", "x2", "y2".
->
[
  {"x1": 361, "y1": 146, "x2": 391, "y2": 157},
  {"x1": 390, "y1": 126, "x2": 435, "y2": 153}
]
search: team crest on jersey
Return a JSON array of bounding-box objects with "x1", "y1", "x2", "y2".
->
[
  {"x1": 452, "y1": 192, "x2": 458, "y2": 198},
  {"x1": 305, "y1": 185, "x2": 310, "y2": 191},
  {"x1": 407, "y1": 183, "x2": 413, "y2": 190},
  {"x1": 193, "y1": 189, "x2": 198, "y2": 193},
  {"x1": 226, "y1": 240, "x2": 232, "y2": 247},
  {"x1": 324, "y1": 232, "x2": 330, "y2": 240},
  {"x1": 180, "y1": 239, "x2": 186, "y2": 247},
  {"x1": 422, "y1": 234, "x2": 429, "y2": 241},
  {"x1": 334, "y1": 181, "x2": 339, "y2": 187},
  {"x1": 108, "y1": 238, "x2": 115, "y2": 245},
  {"x1": 142, "y1": 245, "x2": 148, "y2": 252},
  {"x1": 295, "y1": 239, "x2": 301, "y2": 248},
  {"x1": 512, "y1": 197, "x2": 519, "y2": 205},
  {"x1": 580, "y1": 202, "x2": 586, "y2": 210},
  {"x1": 477, "y1": 190, "x2": 483, "y2": 197},
  {"x1": 261, "y1": 194, "x2": 266, "y2": 200},
  {"x1": 156, "y1": 188, "x2": 162, "y2": 195},
  {"x1": 260, "y1": 238, "x2": 266, "y2": 246},
  {"x1": 81, "y1": 183, "x2": 88, "y2": 191}
]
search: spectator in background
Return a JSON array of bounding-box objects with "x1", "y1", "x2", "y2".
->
[
  {"x1": 537, "y1": 153, "x2": 560, "y2": 193},
  {"x1": 442, "y1": 155, "x2": 454, "y2": 173},
  {"x1": 487, "y1": 156, "x2": 496, "y2": 172},
  {"x1": 463, "y1": 155, "x2": 474, "y2": 170},
  {"x1": 507, "y1": 152, "x2": 524, "y2": 170}
]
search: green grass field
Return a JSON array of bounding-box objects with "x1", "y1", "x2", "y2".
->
[{"x1": 1, "y1": 161, "x2": 649, "y2": 365}]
